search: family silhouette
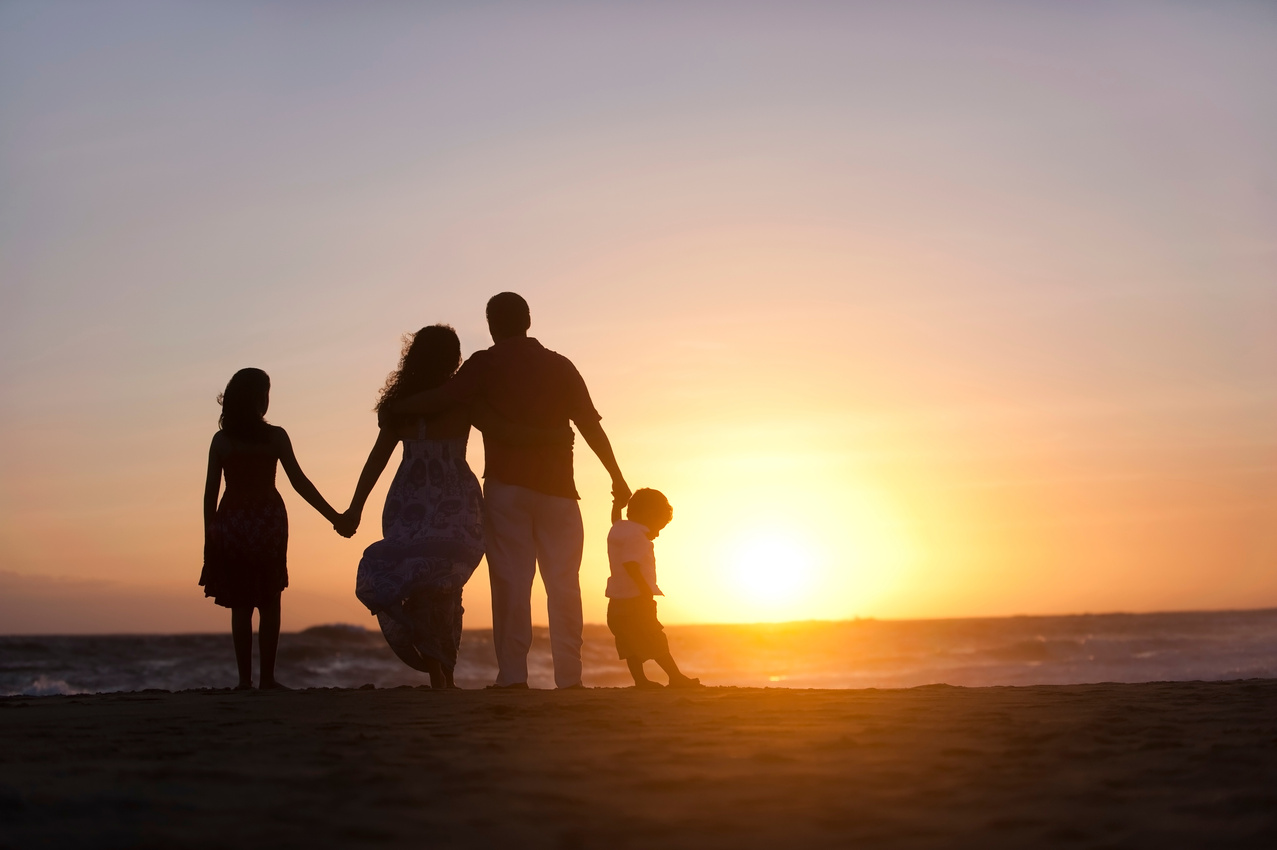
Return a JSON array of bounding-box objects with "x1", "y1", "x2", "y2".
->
[{"x1": 201, "y1": 293, "x2": 697, "y2": 689}]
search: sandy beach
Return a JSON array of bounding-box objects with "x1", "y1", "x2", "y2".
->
[{"x1": 2, "y1": 681, "x2": 1275, "y2": 849}]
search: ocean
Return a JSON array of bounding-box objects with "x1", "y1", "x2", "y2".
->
[{"x1": 3, "y1": 609, "x2": 1275, "y2": 696}]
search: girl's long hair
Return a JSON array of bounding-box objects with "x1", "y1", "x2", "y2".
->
[
  {"x1": 217, "y1": 368, "x2": 272, "y2": 443},
  {"x1": 376, "y1": 325, "x2": 462, "y2": 424}
]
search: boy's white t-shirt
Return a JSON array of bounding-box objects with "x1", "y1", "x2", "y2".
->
[{"x1": 605, "y1": 520, "x2": 663, "y2": 599}]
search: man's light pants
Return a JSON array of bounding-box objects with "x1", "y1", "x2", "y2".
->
[{"x1": 483, "y1": 480, "x2": 584, "y2": 688}]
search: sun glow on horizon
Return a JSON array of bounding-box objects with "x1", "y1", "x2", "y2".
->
[{"x1": 644, "y1": 454, "x2": 921, "y2": 626}]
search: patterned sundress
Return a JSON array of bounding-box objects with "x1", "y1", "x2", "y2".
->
[
  {"x1": 354, "y1": 424, "x2": 484, "y2": 672},
  {"x1": 201, "y1": 450, "x2": 289, "y2": 608}
]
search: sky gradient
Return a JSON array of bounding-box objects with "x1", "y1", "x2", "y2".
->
[{"x1": 2, "y1": 1, "x2": 1275, "y2": 633}]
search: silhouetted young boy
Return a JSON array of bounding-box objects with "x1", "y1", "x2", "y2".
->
[{"x1": 606, "y1": 489, "x2": 701, "y2": 689}]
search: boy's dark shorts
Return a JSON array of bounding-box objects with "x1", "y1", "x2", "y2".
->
[{"x1": 606, "y1": 596, "x2": 670, "y2": 662}]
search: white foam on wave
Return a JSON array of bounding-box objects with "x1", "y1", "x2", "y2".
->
[
  {"x1": 3, "y1": 610, "x2": 1276, "y2": 694},
  {"x1": 7, "y1": 676, "x2": 83, "y2": 697}
]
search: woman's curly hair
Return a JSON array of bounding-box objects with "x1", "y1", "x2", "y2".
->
[
  {"x1": 376, "y1": 325, "x2": 462, "y2": 423},
  {"x1": 218, "y1": 367, "x2": 272, "y2": 443}
]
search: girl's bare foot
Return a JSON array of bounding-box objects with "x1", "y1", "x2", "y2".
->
[
  {"x1": 259, "y1": 680, "x2": 292, "y2": 691},
  {"x1": 234, "y1": 681, "x2": 254, "y2": 691}
]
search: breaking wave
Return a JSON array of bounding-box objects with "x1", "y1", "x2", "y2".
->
[{"x1": 3, "y1": 609, "x2": 1275, "y2": 694}]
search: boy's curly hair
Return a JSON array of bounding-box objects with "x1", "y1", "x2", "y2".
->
[{"x1": 627, "y1": 488, "x2": 672, "y2": 522}]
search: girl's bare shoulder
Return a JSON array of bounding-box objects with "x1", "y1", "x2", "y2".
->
[{"x1": 267, "y1": 425, "x2": 293, "y2": 451}]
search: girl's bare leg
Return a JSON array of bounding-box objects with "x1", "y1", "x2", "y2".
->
[
  {"x1": 258, "y1": 595, "x2": 285, "y2": 689},
  {"x1": 231, "y1": 607, "x2": 254, "y2": 689}
]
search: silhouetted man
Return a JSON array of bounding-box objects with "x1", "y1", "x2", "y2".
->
[{"x1": 388, "y1": 292, "x2": 631, "y2": 688}]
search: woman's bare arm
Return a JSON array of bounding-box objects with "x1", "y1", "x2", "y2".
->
[
  {"x1": 272, "y1": 427, "x2": 341, "y2": 525},
  {"x1": 341, "y1": 427, "x2": 400, "y2": 533}
]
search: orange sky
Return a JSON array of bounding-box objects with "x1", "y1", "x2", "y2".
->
[{"x1": 1, "y1": 2, "x2": 1275, "y2": 633}]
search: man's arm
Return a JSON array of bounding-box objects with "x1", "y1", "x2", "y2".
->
[
  {"x1": 382, "y1": 384, "x2": 454, "y2": 425},
  {"x1": 378, "y1": 356, "x2": 484, "y2": 428},
  {"x1": 576, "y1": 418, "x2": 631, "y2": 507},
  {"x1": 471, "y1": 399, "x2": 574, "y2": 447}
]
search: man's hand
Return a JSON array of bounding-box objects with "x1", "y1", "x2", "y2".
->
[{"x1": 611, "y1": 481, "x2": 631, "y2": 524}]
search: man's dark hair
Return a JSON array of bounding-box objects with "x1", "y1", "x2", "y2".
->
[
  {"x1": 486, "y1": 292, "x2": 531, "y2": 338},
  {"x1": 627, "y1": 488, "x2": 672, "y2": 523}
]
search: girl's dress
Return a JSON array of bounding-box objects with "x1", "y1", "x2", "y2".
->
[
  {"x1": 201, "y1": 450, "x2": 289, "y2": 608},
  {"x1": 355, "y1": 423, "x2": 484, "y2": 673}
]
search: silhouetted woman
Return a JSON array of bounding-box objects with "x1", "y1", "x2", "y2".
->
[
  {"x1": 202, "y1": 368, "x2": 342, "y2": 689},
  {"x1": 340, "y1": 326, "x2": 566, "y2": 688}
]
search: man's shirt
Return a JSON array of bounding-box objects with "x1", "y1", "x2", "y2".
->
[{"x1": 447, "y1": 336, "x2": 600, "y2": 499}]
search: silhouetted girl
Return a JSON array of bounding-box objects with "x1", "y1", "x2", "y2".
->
[{"x1": 201, "y1": 368, "x2": 342, "y2": 689}]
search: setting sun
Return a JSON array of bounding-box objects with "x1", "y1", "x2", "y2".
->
[{"x1": 728, "y1": 531, "x2": 817, "y2": 607}]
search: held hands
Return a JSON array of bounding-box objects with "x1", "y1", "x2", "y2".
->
[
  {"x1": 333, "y1": 508, "x2": 360, "y2": 539},
  {"x1": 611, "y1": 480, "x2": 632, "y2": 524}
]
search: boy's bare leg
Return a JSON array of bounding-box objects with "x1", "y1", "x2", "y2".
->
[
  {"x1": 653, "y1": 652, "x2": 700, "y2": 687},
  {"x1": 627, "y1": 658, "x2": 662, "y2": 688},
  {"x1": 231, "y1": 608, "x2": 254, "y2": 689}
]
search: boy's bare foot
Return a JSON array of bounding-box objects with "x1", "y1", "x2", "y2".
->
[
  {"x1": 668, "y1": 676, "x2": 703, "y2": 689},
  {"x1": 234, "y1": 682, "x2": 254, "y2": 691},
  {"x1": 259, "y1": 681, "x2": 292, "y2": 691},
  {"x1": 634, "y1": 679, "x2": 664, "y2": 689}
]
